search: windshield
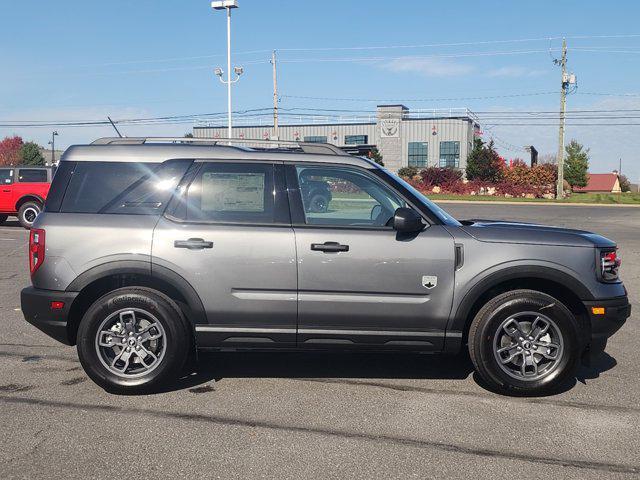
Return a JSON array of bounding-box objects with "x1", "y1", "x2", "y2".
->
[{"x1": 377, "y1": 168, "x2": 462, "y2": 226}]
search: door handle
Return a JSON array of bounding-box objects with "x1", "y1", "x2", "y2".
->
[
  {"x1": 311, "y1": 241, "x2": 349, "y2": 253},
  {"x1": 174, "y1": 238, "x2": 213, "y2": 250},
  {"x1": 2, "y1": 189, "x2": 10, "y2": 192}
]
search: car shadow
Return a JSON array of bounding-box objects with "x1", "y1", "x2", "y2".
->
[
  {"x1": 0, "y1": 217, "x2": 21, "y2": 228},
  {"x1": 155, "y1": 350, "x2": 475, "y2": 394},
  {"x1": 155, "y1": 350, "x2": 618, "y2": 397}
]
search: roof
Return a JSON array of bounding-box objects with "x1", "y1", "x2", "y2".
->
[
  {"x1": 573, "y1": 173, "x2": 619, "y2": 192},
  {"x1": 60, "y1": 142, "x2": 376, "y2": 169}
]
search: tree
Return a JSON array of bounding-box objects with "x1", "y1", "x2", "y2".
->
[
  {"x1": 563, "y1": 140, "x2": 589, "y2": 188},
  {"x1": 618, "y1": 173, "x2": 631, "y2": 193},
  {"x1": 0, "y1": 136, "x2": 24, "y2": 166},
  {"x1": 184, "y1": 132, "x2": 194, "y2": 138},
  {"x1": 20, "y1": 142, "x2": 45, "y2": 165},
  {"x1": 367, "y1": 147, "x2": 384, "y2": 166},
  {"x1": 465, "y1": 138, "x2": 504, "y2": 182}
]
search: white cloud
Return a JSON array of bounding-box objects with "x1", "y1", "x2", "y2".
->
[
  {"x1": 380, "y1": 56, "x2": 474, "y2": 77},
  {"x1": 486, "y1": 66, "x2": 547, "y2": 78}
]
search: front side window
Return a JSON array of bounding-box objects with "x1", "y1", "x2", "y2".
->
[
  {"x1": 439, "y1": 141, "x2": 460, "y2": 168},
  {"x1": 345, "y1": 135, "x2": 368, "y2": 145},
  {"x1": 303, "y1": 136, "x2": 327, "y2": 143},
  {"x1": 408, "y1": 142, "x2": 428, "y2": 167},
  {"x1": 18, "y1": 169, "x2": 47, "y2": 183},
  {"x1": 296, "y1": 165, "x2": 405, "y2": 227},
  {"x1": 185, "y1": 163, "x2": 275, "y2": 223},
  {"x1": 0, "y1": 169, "x2": 13, "y2": 185}
]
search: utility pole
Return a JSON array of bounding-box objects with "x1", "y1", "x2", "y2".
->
[
  {"x1": 271, "y1": 50, "x2": 279, "y2": 139},
  {"x1": 555, "y1": 38, "x2": 568, "y2": 199}
]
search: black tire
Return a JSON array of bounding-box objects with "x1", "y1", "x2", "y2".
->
[
  {"x1": 17, "y1": 201, "x2": 42, "y2": 229},
  {"x1": 0, "y1": 214, "x2": 7, "y2": 225},
  {"x1": 308, "y1": 193, "x2": 329, "y2": 213},
  {"x1": 468, "y1": 289, "x2": 581, "y2": 395},
  {"x1": 77, "y1": 287, "x2": 192, "y2": 394}
]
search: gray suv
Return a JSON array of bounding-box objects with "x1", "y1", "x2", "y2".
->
[{"x1": 21, "y1": 137, "x2": 630, "y2": 395}]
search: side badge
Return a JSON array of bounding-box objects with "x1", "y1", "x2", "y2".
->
[{"x1": 422, "y1": 275, "x2": 437, "y2": 289}]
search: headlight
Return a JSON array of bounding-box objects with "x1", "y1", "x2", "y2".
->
[{"x1": 599, "y1": 248, "x2": 621, "y2": 282}]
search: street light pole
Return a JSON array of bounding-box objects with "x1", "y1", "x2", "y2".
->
[
  {"x1": 48, "y1": 131, "x2": 58, "y2": 166},
  {"x1": 212, "y1": 1, "x2": 241, "y2": 140}
]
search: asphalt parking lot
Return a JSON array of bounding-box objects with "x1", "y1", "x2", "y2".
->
[{"x1": 1, "y1": 204, "x2": 638, "y2": 479}]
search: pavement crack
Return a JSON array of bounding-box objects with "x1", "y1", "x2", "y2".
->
[{"x1": 0, "y1": 395, "x2": 638, "y2": 475}]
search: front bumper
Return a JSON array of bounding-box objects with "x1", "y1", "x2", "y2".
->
[
  {"x1": 582, "y1": 295, "x2": 631, "y2": 361},
  {"x1": 21, "y1": 287, "x2": 78, "y2": 345}
]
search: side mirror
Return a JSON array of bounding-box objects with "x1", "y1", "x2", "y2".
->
[{"x1": 393, "y1": 207, "x2": 424, "y2": 233}]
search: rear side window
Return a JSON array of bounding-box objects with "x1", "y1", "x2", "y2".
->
[
  {"x1": 58, "y1": 160, "x2": 191, "y2": 215},
  {"x1": 184, "y1": 162, "x2": 277, "y2": 223},
  {"x1": 0, "y1": 169, "x2": 13, "y2": 185},
  {"x1": 18, "y1": 169, "x2": 47, "y2": 183}
]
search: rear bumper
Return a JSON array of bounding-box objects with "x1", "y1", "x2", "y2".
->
[
  {"x1": 582, "y1": 295, "x2": 631, "y2": 361},
  {"x1": 21, "y1": 287, "x2": 78, "y2": 345}
]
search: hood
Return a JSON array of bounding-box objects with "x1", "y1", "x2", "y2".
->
[{"x1": 459, "y1": 219, "x2": 616, "y2": 248}]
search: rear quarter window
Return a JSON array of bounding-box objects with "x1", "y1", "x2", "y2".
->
[
  {"x1": 56, "y1": 160, "x2": 191, "y2": 215},
  {"x1": 18, "y1": 169, "x2": 47, "y2": 183}
]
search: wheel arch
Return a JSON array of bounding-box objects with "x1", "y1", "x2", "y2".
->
[
  {"x1": 445, "y1": 266, "x2": 592, "y2": 352},
  {"x1": 15, "y1": 194, "x2": 45, "y2": 211},
  {"x1": 65, "y1": 260, "x2": 206, "y2": 345}
]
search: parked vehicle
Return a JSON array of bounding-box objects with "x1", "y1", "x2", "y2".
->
[
  {"x1": 21, "y1": 138, "x2": 630, "y2": 395},
  {"x1": 0, "y1": 166, "x2": 54, "y2": 228}
]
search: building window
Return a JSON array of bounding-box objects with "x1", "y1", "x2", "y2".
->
[
  {"x1": 408, "y1": 142, "x2": 428, "y2": 167},
  {"x1": 439, "y1": 141, "x2": 460, "y2": 168},
  {"x1": 344, "y1": 135, "x2": 368, "y2": 145},
  {"x1": 304, "y1": 136, "x2": 327, "y2": 143}
]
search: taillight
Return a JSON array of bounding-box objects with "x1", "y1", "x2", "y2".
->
[
  {"x1": 600, "y1": 249, "x2": 621, "y2": 282},
  {"x1": 29, "y1": 228, "x2": 45, "y2": 276}
]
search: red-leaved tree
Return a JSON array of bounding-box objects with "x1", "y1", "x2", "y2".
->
[{"x1": 0, "y1": 136, "x2": 24, "y2": 166}]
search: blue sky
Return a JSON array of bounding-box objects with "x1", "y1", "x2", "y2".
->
[{"x1": 2, "y1": 0, "x2": 640, "y2": 180}]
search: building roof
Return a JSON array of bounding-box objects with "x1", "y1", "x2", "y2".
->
[{"x1": 573, "y1": 173, "x2": 619, "y2": 192}]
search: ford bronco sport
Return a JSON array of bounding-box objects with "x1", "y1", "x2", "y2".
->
[
  {"x1": 0, "y1": 165, "x2": 54, "y2": 228},
  {"x1": 21, "y1": 137, "x2": 630, "y2": 395}
]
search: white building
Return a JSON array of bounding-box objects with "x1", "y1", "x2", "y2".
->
[{"x1": 193, "y1": 105, "x2": 480, "y2": 173}]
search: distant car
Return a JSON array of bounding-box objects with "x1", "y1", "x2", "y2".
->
[{"x1": 0, "y1": 166, "x2": 54, "y2": 228}]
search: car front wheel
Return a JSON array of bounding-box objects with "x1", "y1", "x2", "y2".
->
[
  {"x1": 468, "y1": 289, "x2": 581, "y2": 395},
  {"x1": 77, "y1": 287, "x2": 192, "y2": 394}
]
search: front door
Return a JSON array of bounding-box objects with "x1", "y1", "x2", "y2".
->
[
  {"x1": 0, "y1": 168, "x2": 14, "y2": 212},
  {"x1": 288, "y1": 163, "x2": 455, "y2": 350},
  {"x1": 152, "y1": 161, "x2": 297, "y2": 347}
]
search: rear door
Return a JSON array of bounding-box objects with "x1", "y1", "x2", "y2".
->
[
  {"x1": 152, "y1": 160, "x2": 297, "y2": 347},
  {"x1": 287, "y1": 163, "x2": 456, "y2": 350},
  {"x1": 0, "y1": 168, "x2": 14, "y2": 212}
]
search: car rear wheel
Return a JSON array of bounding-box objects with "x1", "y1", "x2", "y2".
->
[
  {"x1": 77, "y1": 287, "x2": 192, "y2": 394},
  {"x1": 468, "y1": 289, "x2": 581, "y2": 395},
  {"x1": 0, "y1": 214, "x2": 7, "y2": 225},
  {"x1": 17, "y1": 201, "x2": 42, "y2": 229}
]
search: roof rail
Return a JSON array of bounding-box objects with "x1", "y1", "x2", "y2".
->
[{"x1": 90, "y1": 137, "x2": 347, "y2": 156}]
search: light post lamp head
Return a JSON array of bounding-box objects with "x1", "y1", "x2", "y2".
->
[
  {"x1": 214, "y1": 67, "x2": 224, "y2": 77},
  {"x1": 53, "y1": 131, "x2": 58, "y2": 137},
  {"x1": 211, "y1": 0, "x2": 238, "y2": 9},
  {"x1": 233, "y1": 66, "x2": 244, "y2": 76}
]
